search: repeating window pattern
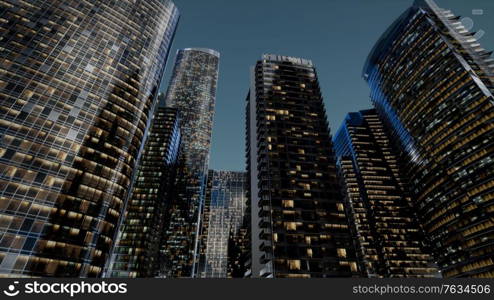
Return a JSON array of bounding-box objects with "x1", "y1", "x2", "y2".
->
[
  {"x1": 161, "y1": 48, "x2": 219, "y2": 277},
  {"x1": 247, "y1": 54, "x2": 359, "y2": 278},
  {"x1": 197, "y1": 170, "x2": 247, "y2": 278},
  {"x1": 0, "y1": 0, "x2": 179, "y2": 277},
  {"x1": 334, "y1": 109, "x2": 438, "y2": 277},
  {"x1": 363, "y1": 0, "x2": 494, "y2": 278},
  {"x1": 108, "y1": 105, "x2": 181, "y2": 278}
]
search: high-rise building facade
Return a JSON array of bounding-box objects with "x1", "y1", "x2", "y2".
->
[
  {"x1": 197, "y1": 170, "x2": 247, "y2": 278},
  {"x1": 0, "y1": 0, "x2": 179, "y2": 277},
  {"x1": 246, "y1": 54, "x2": 359, "y2": 278},
  {"x1": 363, "y1": 0, "x2": 494, "y2": 277},
  {"x1": 227, "y1": 213, "x2": 251, "y2": 278},
  {"x1": 161, "y1": 48, "x2": 219, "y2": 277},
  {"x1": 108, "y1": 106, "x2": 181, "y2": 278},
  {"x1": 334, "y1": 109, "x2": 437, "y2": 277}
]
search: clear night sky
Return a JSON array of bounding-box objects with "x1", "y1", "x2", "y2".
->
[{"x1": 160, "y1": 0, "x2": 494, "y2": 171}]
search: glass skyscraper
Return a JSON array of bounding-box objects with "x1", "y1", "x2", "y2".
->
[
  {"x1": 107, "y1": 105, "x2": 181, "y2": 278},
  {"x1": 246, "y1": 54, "x2": 358, "y2": 278},
  {"x1": 161, "y1": 48, "x2": 219, "y2": 277},
  {"x1": 364, "y1": 0, "x2": 494, "y2": 277},
  {"x1": 334, "y1": 109, "x2": 438, "y2": 277},
  {"x1": 0, "y1": 0, "x2": 178, "y2": 277},
  {"x1": 197, "y1": 170, "x2": 247, "y2": 278},
  {"x1": 227, "y1": 210, "x2": 251, "y2": 278}
]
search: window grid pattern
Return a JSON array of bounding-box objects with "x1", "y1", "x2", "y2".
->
[
  {"x1": 108, "y1": 106, "x2": 181, "y2": 278},
  {"x1": 247, "y1": 54, "x2": 359, "y2": 278},
  {"x1": 363, "y1": 0, "x2": 494, "y2": 278},
  {"x1": 161, "y1": 48, "x2": 219, "y2": 278},
  {"x1": 197, "y1": 170, "x2": 247, "y2": 278},
  {"x1": 334, "y1": 109, "x2": 438, "y2": 278},
  {"x1": 0, "y1": 0, "x2": 179, "y2": 277}
]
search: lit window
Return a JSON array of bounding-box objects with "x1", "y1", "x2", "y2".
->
[
  {"x1": 282, "y1": 200, "x2": 294, "y2": 208},
  {"x1": 337, "y1": 248, "x2": 347, "y2": 258},
  {"x1": 285, "y1": 222, "x2": 297, "y2": 231},
  {"x1": 288, "y1": 260, "x2": 301, "y2": 270}
]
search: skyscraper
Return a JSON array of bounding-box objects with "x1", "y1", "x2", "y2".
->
[
  {"x1": 0, "y1": 0, "x2": 178, "y2": 277},
  {"x1": 246, "y1": 54, "x2": 358, "y2": 278},
  {"x1": 334, "y1": 109, "x2": 438, "y2": 277},
  {"x1": 363, "y1": 0, "x2": 494, "y2": 277},
  {"x1": 161, "y1": 48, "x2": 219, "y2": 277},
  {"x1": 108, "y1": 106, "x2": 181, "y2": 278},
  {"x1": 197, "y1": 170, "x2": 247, "y2": 278}
]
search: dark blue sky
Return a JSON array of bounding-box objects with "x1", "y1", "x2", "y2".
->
[{"x1": 160, "y1": 0, "x2": 494, "y2": 171}]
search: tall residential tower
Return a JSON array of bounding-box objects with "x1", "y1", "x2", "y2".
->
[
  {"x1": 0, "y1": 0, "x2": 179, "y2": 277},
  {"x1": 334, "y1": 109, "x2": 437, "y2": 277},
  {"x1": 364, "y1": 0, "x2": 494, "y2": 277},
  {"x1": 246, "y1": 54, "x2": 358, "y2": 278}
]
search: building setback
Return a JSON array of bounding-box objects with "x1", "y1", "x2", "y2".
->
[
  {"x1": 108, "y1": 106, "x2": 181, "y2": 278},
  {"x1": 197, "y1": 170, "x2": 247, "y2": 278},
  {"x1": 246, "y1": 54, "x2": 359, "y2": 278},
  {"x1": 363, "y1": 0, "x2": 494, "y2": 277},
  {"x1": 161, "y1": 48, "x2": 219, "y2": 277},
  {"x1": 0, "y1": 0, "x2": 178, "y2": 277},
  {"x1": 334, "y1": 109, "x2": 438, "y2": 277}
]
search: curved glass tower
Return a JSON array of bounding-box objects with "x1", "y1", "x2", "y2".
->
[
  {"x1": 161, "y1": 48, "x2": 219, "y2": 277},
  {"x1": 364, "y1": 0, "x2": 494, "y2": 277},
  {"x1": 0, "y1": 0, "x2": 179, "y2": 277}
]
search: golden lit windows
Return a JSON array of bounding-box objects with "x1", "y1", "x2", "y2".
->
[
  {"x1": 282, "y1": 200, "x2": 294, "y2": 208},
  {"x1": 307, "y1": 248, "x2": 313, "y2": 257},
  {"x1": 285, "y1": 222, "x2": 297, "y2": 231},
  {"x1": 288, "y1": 260, "x2": 301, "y2": 270},
  {"x1": 337, "y1": 248, "x2": 347, "y2": 258}
]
